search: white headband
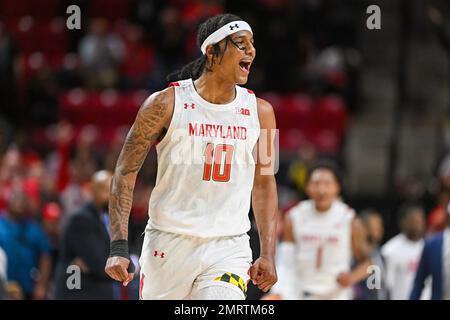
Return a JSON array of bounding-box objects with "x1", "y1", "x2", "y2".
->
[{"x1": 200, "y1": 20, "x2": 253, "y2": 54}]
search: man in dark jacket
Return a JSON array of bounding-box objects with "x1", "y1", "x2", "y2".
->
[
  {"x1": 54, "y1": 170, "x2": 115, "y2": 299},
  {"x1": 410, "y1": 190, "x2": 450, "y2": 300}
]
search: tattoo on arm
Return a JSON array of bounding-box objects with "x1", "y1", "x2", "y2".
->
[
  {"x1": 109, "y1": 177, "x2": 134, "y2": 241},
  {"x1": 109, "y1": 94, "x2": 170, "y2": 241}
]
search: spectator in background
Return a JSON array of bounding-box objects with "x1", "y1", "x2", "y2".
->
[
  {"x1": 54, "y1": 170, "x2": 115, "y2": 300},
  {"x1": 361, "y1": 210, "x2": 385, "y2": 248},
  {"x1": 381, "y1": 204, "x2": 429, "y2": 300},
  {"x1": 0, "y1": 20, "x2": 19, "y2": 125},
  {"x1": 119, "y1": 24, "x2": 155, "y2": 89},
  {"x1": 356, "y1": 209, "x2": 387, "y2": 300},
  {"x1": 59, "y1": 157, "x2": 90, "y2": 216},
  {"x1": 42, "y1": 203, "x2": 62, "y2": 262},
  {"x1": 79, "y1": 18, "x2": 124, "y2": 89},
  {"x1": 153, "y1": 6, "x2": 186, "y2": 84},
  {"x1": 103, "y1": 128, "x2": 128, "y2": 172},
  {"x1": 266, "y1": 163, "x2": 372, "y2": 300},
  {"x1": 436, "y1": 146, "x2": 450, "y2": 191},
  {"x1": 26, "y1": 67, "x2": 59, "y2": 125},
  {"x1": 427, "y1": 184, "x2": 450, "y2": 235},
  {"x1": 410, "y1": 188, "x2": 450, "y2": 300},
  {"x1": 70, "y1": 126, "x2": 100, "y2": 184},
  {"x1": 0, "y1": 145, "x2": 24, "y2": 212},
  {"x1": 0, "y1": 117, "x2": 12, "y2": 155},
  {"x1": 427, "y1": 6, "x2": 450, "y2": 57},
  {"x1": 52, "y1": 124, "x2": 97, "y2": 216},
  {"x1": 0, "y1": 190, "x2": 52, "y2": 299},
  {"x1": 287, "y1": 142, "x2": 317, "y2": 197},
  {"x1": 0, "y1": 246, "x2": 6, "y2": 299},
  {"x1": 43, "y1": 122, "x2": 99, "y2": 217},
  {"x1": 41, "y1": 202, "x2": 62, "y2": 299}
]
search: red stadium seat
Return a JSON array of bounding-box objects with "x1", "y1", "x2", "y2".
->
[
  {"x1": 259, "y1": 92, "x2": 282, "y2": 111},
  {"x1": 18, "y1": 51, "x2": 66, "y2": 94},
  {"x1": 6, "y1": 17, "x2": 68, "y2": 54},
  {"x1": 96, "y1": 89, "x2": 122, "y2": 126},
  {"x1": 46, "y1": 52, "x2": 66, "y2": 69},
  {"x1": 1, "y1": 0, "x2": 61, "y2": 18},
  {"x1": 35, "y1": 18, "x2": 68, "y2": 54},
  {"x1": 313, "y1": 130, "x2": 341, "y2": 155},
  {"x1": 180, "y1": 1, "x2": 224, "y2": 25},
  {"x1": 58, "y1": 89, "x2": 151, "y2": 147},
  {"x1": 314, "y1": 94, "x2": 348, "y2": 137},
  {"x1": 260, "y1": 92, "x2": 297, "y2": 132},
  {"x1": 119, "y1": 90, "x2": 149, "y2": 124},
  {"x1": 97, "y1": 125, "x2": 118, "y2": 146},
  {"x1": 0, "y1": 0, "x2": 30, "y2": 18},
  {"x1": 59, "y1": 89, "x2": 90, "y2": 124},
  {"x1": 279, "y1": 128, "x2": 307, "y2": 152},
  {"x1": 112, "y1": 90, "x2": 148, "y2": 126},
  {"x1": 261, "y1": 94, "x2": 286, "y2": 129},
  {"x1": 22, "y1": 51, "x2": 46, "y2": 72},
  {"x1": 282, "y1": 94, "x2": 314, "y2": 130},
  {"x1": 274, "y1": 94, "x2": 314, "y2": 130},
  {"x1": 91, "y1": 0, "x2": 132, "y2": 20},
  {"x1": 131, "y1": 90, "x2": 150, "y2": 110},
  {"x1": 17, "y1": 52, "x2": 46, "y2": 93},
  {"x1": 32, "y1": 0, "x2": 61, "y2": 19},
  {"x1": 120, "y1": 44, "x2": 155, "y2": 82},
  {"x1": 59, "y1": 90, "x2": 150, "y2": 128},
  {"x1": 8, "y1": 16, "x2": 37, "y2": 52},
  {"x1": 83, "y1": 92, "x2": 105, "y2": 125}
]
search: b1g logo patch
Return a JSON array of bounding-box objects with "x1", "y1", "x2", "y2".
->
[{"x1": 236, "y1": 107, "x2": 250, "y2": 116}]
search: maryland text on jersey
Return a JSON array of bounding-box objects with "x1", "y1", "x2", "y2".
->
[{"x1": 188, "y1": 122, "x2": 248, "y2": 140}]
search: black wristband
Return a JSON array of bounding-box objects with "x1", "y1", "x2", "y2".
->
[
  {"x1": 109, "y1": 240, "x2": 135, "y2": 273},
  {"x1": 110, "y1": 239, "x2": 129, "y2": 258}
]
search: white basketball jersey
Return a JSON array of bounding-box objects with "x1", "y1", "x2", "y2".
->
[
  {"x1": 289, "y1": 200, "x2": 355, "y2": 299},
  {"x1": 146, "y1": 79, "x2": 260, "y2": 237},
  {"x1": 381, "y1": 234, "x2": 429, "y2": 300}
]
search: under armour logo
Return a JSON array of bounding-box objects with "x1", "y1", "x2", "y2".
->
[
  {"x1": 184, "y1": 103, "x2": 195, "y2": 109},
  {"x1": 229, "y1": 23, "x2": 239, "y2": 31},
  {"x1": 153, "y1": 250, "x2": 165, "y2": 258}
]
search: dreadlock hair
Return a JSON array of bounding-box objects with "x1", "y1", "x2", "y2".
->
[{"x1": 166, "y1": 13, "x2": 242, "y2": 82}]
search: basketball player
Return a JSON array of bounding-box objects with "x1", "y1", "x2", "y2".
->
[
  {"x1": 381, "y1": 204, "x2": 429, "y2": 300},
  {"x1": 104, "y1": 14, "x2": 278, "y2": 300},
  {"x1": 266, "y1": 163, "x2": 371, "y2": 300}
]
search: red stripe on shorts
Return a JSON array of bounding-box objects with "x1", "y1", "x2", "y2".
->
[{"x1": 139, "y1": 274, "x2": 145, "y2": 300}]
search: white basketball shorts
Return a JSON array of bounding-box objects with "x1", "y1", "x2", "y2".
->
[{"x1": 138, "y1": 228, "x2": 253, "y2": 300}]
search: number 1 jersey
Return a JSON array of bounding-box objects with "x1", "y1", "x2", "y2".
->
[{"x1": 146, "y1": 79, "x2": 261, "y2": 237}]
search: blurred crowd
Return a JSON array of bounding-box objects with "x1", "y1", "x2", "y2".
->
[
  {"x1": 1, "y1": 129, "x2": 450, "y2": 299},
  {"x1": 0, "y1": 0, "x2": 449, "y2": 300},
  {"x1": 0, "y1": 0, "x2": 361, "y2": 128}
]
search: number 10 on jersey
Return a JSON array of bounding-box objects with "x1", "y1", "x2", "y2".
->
[{"x1": 203, "y1": 143, "x2": 234, "y2": 182}]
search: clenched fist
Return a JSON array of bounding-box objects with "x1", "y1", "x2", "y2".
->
[
  {"x1": 105, "y1": 256, "x2": 134, "y2": 286},
  {"x1": 250, "y1": 256, "x2": 277, "y2": 292}
]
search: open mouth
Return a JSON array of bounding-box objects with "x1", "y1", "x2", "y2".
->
[{"x1": 239, "y1": 60, "x2": 251, "y2": 74}]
